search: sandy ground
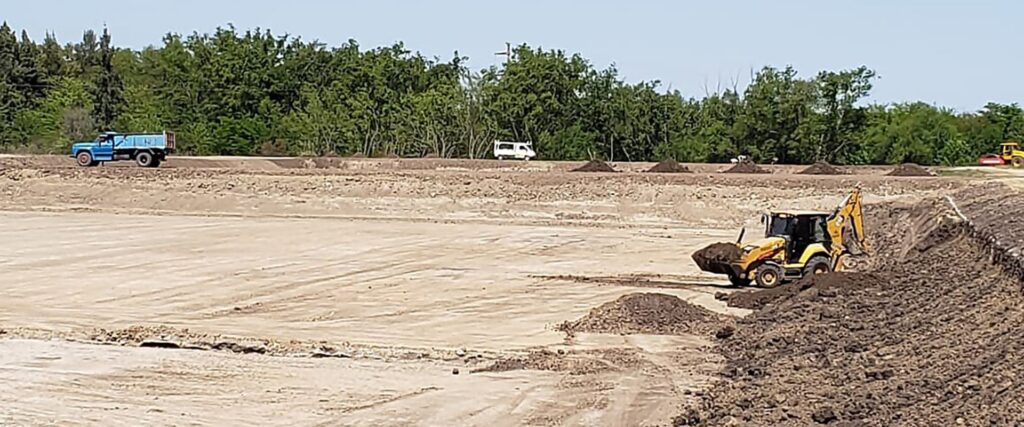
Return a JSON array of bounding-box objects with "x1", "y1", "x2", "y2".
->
[{"x1": 0, "y1": 156, "x2": 988, "y2": 426}]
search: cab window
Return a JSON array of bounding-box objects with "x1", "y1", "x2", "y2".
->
[{"x1": 768, "y1": 217, "x2": 794, "y2": 237}]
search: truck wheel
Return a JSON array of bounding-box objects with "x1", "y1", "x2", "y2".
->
[
  {"x1": 754, "y1": 264, "x2": 784, "y2": 288},
  {"x1": 136, "y1": 152, "x2": 154, "y2": 167},
  {"x1": 76, "y1": 152, "x2": 96, "y2": 167},
  {"x1": 1013, "y1": 156, "x2": 1024, "y2": 168},
  {"x1": 728, "y1": 274, "x2": 752, "y2": 287},
  {"x1": 803, "y1": 256, "x2": 832, "y2": 276}
]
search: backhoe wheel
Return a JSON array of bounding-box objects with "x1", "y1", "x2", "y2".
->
[
  {"x1": 136, "y1": 152, "x2": 154, "y2": 167},
  {"x1": 754, "y1": 264, "x2": 784, "y2": 288},
  {"x1": 1013, "y1": 156, "x2": 1024, "y2": 168},
  {"x1": 76, "y1": 151, "x2": 96, "y2": 167},
  {"x1": 728, "y1": 274, "x2": 752, "y2": 288},
  {"x1": 804, "y1": 255, "x2": 832, "y2": 277}
]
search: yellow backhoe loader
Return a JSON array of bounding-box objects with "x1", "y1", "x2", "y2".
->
[{"x1": 694, "y1": 189, "x2": 869, "y2": 287}]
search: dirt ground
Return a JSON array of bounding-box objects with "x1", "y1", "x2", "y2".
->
[{"x1": 0, "y1": 155, "x2": 1007, "y2": 426}]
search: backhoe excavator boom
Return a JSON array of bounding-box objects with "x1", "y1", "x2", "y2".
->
[{"x1": 827, "y1": 188, "x2": 869, "y2": 270}]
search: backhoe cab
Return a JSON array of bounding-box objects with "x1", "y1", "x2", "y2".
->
[{"x1": 704, "y1": 189, "x2": 868, "y2": 288}]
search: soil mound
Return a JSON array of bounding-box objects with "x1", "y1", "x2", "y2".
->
[
  {"x1": 887, "y1": 163, "x2": 935, "y2": 176},
  {"x1": 647, "y1": 159, "x2": 692, "y2": 173},
  {"x1": 722, "y1": 160, "x2": 769, "y2": 174},
  {"x1": 572, "y1": 160, "x2": 617, "y2": 172},
  {"x1": 692, "y1": 243, "x2": 743, "y2": 275},
  {"x1": 558, "y1": 293, "x2": 726, "y2": 336},
  {"x1": 725, "y1": 271, "x2": 881, "y2": 310},
  {"x1": 798, "y1": 161, "x2": 843, "y2": 175},
  {"x1": 678, "y1": 190, "x2": 1024, "y2": 426},
  {"x1": 475, "y1": 348, "x2": 643, "y2": 375}
]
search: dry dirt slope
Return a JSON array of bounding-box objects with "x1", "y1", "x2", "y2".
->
[
  {"x1": 679, "y1": 183, "x2": 1024, "y2": 426},
  {"x1": 0, "y1": 156, "x2": 992, "y2": 426}
]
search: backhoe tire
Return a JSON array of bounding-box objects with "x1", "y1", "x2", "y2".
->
[
  {"x1": 754, "y1": 264, "x2": 784, "y2": 288},
  {"x1": 1013, "y1": 156, "x2": 1024, "y2": 168},
  {"x1": 728, "y1": 274, "x2": 751, "y2": 287},
  {"x1": 136, "y1": 152, "x2": 154, "y2": 168},
  {"x1": 804, "y1": 255, "x2": 832, "y2": 277}
]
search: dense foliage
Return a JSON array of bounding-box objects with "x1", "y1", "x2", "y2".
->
[{"x1": 1, "y1": 23, "x2": 1021, "y2": 165}]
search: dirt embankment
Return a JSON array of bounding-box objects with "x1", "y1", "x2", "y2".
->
[
  {"x1": 647, "y1": 159, "x2": 692, "y2": 173},
  {"x1": 474, "y1": 348, "x2": 645, "y2": 375},
  {"x1": 723, "y1": 160, "x2": 769, "y2": 174},
  {"x1": 679, "y1": 185, "x2": 1024, "y2": 426},
  {"x1": 572, "y1": 160, "x2": 618, "y2": 172},
  {"x1": 887, "y1": 163, "x2": 936, "y2": 177},
  {"x1": 557, "y1": 293, "x2": 728, "y2": 336},
  {"x1": 724, "y1": 272, "x2": 883, "y2": 311},
  {"x1": 799, "y1": 161, "x2": 844, "y2": 175}
]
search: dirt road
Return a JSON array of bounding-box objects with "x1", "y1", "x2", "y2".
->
[{"x1": 0, "y1": 156, "x2": 980, "y2": 426}]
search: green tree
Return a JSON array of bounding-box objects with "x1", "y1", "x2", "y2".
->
[
  {"x1": 736, "y1": 66, "x2": 818, "y2": 163},
  {"x1": 861, "y1": 103, "x2": 962, "y2": 165},
  {"x1": 93, "y1": 28, "x2": 123, "y2": 130},
  {"x1": 813, "y1": 66, "x2": 876, "y2": 163}
]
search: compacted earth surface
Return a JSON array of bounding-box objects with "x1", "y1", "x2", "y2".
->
[{"x1": 0, "y1": 155, "x2": 1017, "y2": 426}]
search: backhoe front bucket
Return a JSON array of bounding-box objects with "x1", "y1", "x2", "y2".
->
[{"x1": 692, "y1": 243, "x2": 745, "y2": 276}]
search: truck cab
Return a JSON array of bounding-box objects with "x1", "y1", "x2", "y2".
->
[
  {"x1": 493, "y1": 140, "x2": 536, "y2": 160},
  {"x1": 71, "y1": 131, "x2": 175, "y2": 168}
]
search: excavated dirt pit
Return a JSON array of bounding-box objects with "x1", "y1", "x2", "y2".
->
[
  {"x1": 799, "y1": 161, "x2": 844, "y2": 175},
  {"x1": 557, "y1": 293, "x2": 728, "y2": 336},
  {"x1": 678, "y1": 188, "x2": 1024, "y2": 426},
  {"x1": 647, "y1": 159, "x2": 692, "y2": 173},
  {"x1": 0, "y1": 155, "x2": 995, "y2": 425},
  {"x1": 572, "y1": 159, "x2": 618, "y2": 172},
  {"x1": 887, "y1": 163, "x2": 936, "y2": 177}
]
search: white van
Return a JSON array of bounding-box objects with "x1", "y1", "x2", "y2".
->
[{"x1": 493, "y1": 140, "x2": 536, "y2": 160}]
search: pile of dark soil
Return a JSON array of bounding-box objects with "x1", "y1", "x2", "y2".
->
[
  {"x1": 725, "y1": 271, "x2": 882, "y2": 310},
  {"x1": 558, "y1": 293, "x2": 727, "y2": 336},
  {"x1": 678, "y1": 189, "x2": 1024, "y2": 426},
  {"x1": 887, "y1": 163, "x2": 935, "y2": 177},
  {"x1": 572, "y1": 160, "x2": 617, "y2": 172},
  {"x1": 474, "y1": 348, "x2": 644, "y2": 375},
  {"x1": 692, "y1": 243, "x2": 744, "y2": 275},
  {"x1": 647, "y1": 159, "x2": 692, "y2": 173},
  {"x1": 798, "y1": 161, "x2": 844, "y2": 175},
  {"x1": 722, "y1": 160, "x2": 769, "y2": 174}
]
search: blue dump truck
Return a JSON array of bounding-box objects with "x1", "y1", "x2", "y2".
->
[{"x1": 71, "y1": 131, "x2": 176, "y2": 168}]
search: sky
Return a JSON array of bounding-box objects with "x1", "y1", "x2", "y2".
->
[{"x1": 5, "y1": 0, "x2": 1021, "y2": 111}]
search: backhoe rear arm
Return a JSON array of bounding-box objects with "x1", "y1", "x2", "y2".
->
[{"x1": 827, "y1": 189, "x2": 869, "y2": 270}]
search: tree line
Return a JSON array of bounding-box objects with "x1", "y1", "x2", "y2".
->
[{"x1": 1, "y1": 22, "x2": 1022, "y2": 165}]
